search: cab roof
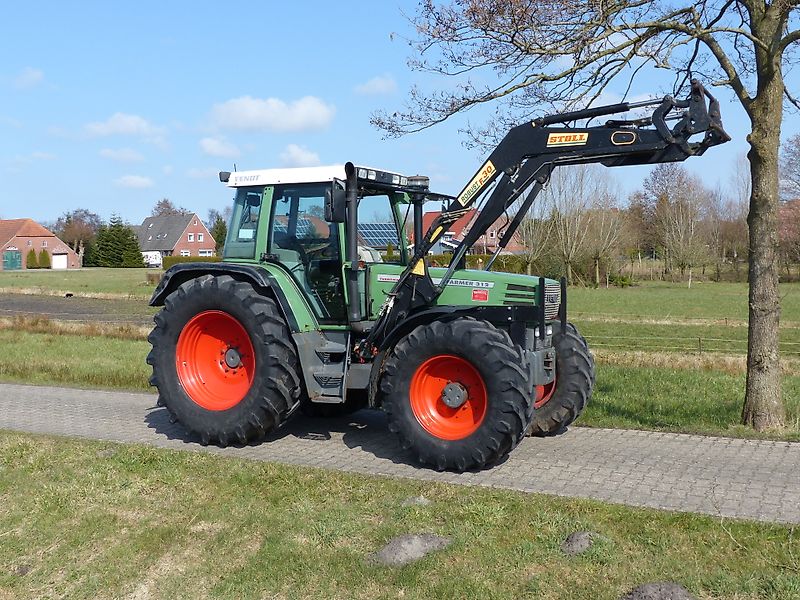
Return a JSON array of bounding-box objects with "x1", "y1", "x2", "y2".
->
[{"x1": 225, "y1": 165, "x2": 396, "y2": 188}]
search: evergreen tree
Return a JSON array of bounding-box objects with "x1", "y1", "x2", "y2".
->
[
  {"x1": 210, "y1": 216, "x2": 227, "y2": 254},
  {"x1": 25, "y1": 249, "x2": 38, "y2": 269},
  {"x1": 94, "y1": 215, "x2": 144, "y2": 267},
  {"x1": 38, "y1": 249, "x2": 50, "y2": 269}
]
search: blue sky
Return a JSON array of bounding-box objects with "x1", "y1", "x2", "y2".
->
[{"x1": 1, "y1": 1, "x2": 796, "y2": 226}]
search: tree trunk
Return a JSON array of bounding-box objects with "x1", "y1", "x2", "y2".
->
[
  {"x1": 594, "y1": 256, "x2": 600, "y2": 287},
  {"x1": 566, "y1": 261, "x2": 573, "y2": 285},
  {"x1": 742, "y1": 68, "x2": 785, "y2": 430}
]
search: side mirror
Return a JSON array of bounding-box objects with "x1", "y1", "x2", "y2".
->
[{"x1": 325, "y1": 181, "x2": 346, "y2": 223}]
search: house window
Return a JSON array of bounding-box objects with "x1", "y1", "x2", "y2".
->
[
  {"x1": 188, "y1": 233, "x2": 194, "y2": 242},
  {"x1": 489, "y1": 231, "x2": 496, "y2": 239},
  {"x1": 27, "y1": 240, "x2": 32, "y2": 246},
  {"x1": 180, "y1": 250, "x2": 191, "y2": 257},
  {"x1": 42, "y1": 240, "x2": 47, "y2": 248},
  {"x1": 198, "y1": 233, "x2": 204, "y2": 242},
  {"x1": 199, "y1": 249, "x2": 213, "y2": 257},
  {"x1": 148, "y1": 235, "x2": 152, "y2": 241},
  {"x1": 193, "y1": 220, "x2": 197, "y2": 226}
]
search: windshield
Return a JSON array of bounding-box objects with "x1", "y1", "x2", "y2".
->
[{"x1": 223, "y1": 186, "x2": 263, "y2": 259}]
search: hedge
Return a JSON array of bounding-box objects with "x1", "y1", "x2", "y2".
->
[
  {"x1": 38, "y1": 249, "x2": 51, "y2": 269},
  {"x1": 25, "y1": 249, "x2": 38, "y2": 269},
  {"x1": 162, "y1": 255, "x2": 222, "y2": 269}
]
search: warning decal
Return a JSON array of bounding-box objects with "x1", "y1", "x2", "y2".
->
[{"x1": 471, "y1": 289, "x2": 489, "y2": 302}]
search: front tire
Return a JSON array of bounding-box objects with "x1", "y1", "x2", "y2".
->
[
  {"x1": 147, "y1": 275, "x2": 301, "y2": 446},
  {"x1": 380, "y1": 318, "x2": 532, "y2": 471},
  {"x1": 528, "y1": 322, "x2": 594, "y2": 436}
]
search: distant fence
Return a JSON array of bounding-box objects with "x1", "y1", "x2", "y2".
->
[{"x1": 584, "y1": 334, "x2": 800, "y2": 357}]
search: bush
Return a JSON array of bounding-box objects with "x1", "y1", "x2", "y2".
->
[
  {"x1": 607, "y1": 273, "x2": 634, "y2": 288},
  {"x1": 38, "y1": 249, "x2": 51, "y2": 269},
  {"x1": 162, "y1": 255, "x2": 222, "y2": 270},
  {"x1": 25, "y1": 249, "x2": 38, "y2": 269}
]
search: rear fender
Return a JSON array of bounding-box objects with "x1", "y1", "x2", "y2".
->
[{"x1": 149, "y1": 262, "x2": 304, "y2": 332}]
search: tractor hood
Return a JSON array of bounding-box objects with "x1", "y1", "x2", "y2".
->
[{"x1": 367, "y1": 263, "x2": 561, "y2": 321}]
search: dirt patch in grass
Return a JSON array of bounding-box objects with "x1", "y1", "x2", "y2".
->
[{"x1": 0, "y1": 293, "x2": 154, "y2": 326}]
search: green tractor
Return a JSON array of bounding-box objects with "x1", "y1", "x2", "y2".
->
[{"x1": 148, "y1": 80, "x2": 728, "y2": 471}]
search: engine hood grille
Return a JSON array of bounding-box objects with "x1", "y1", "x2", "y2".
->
[{"x1": 502, "y1": 282, "x2": 561, "y2": 320}]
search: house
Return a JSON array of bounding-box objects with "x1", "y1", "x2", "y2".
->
[
  {"x1": 417, "y1": 209, "x2": 526, "y2": 254},
  {"x1": 135, "y1": 213, "x2": 216, "y2": 266},
  {"x1": 0, "y1": 219, "x2": 80, "y2": 270}
]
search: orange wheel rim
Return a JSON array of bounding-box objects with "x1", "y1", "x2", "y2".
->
[
  {"x1": 176, "y1": 310, "x2": 255, "y2": 411},
  {"x1": 409, "y1": 355, "x2": 487, "y2": 440},
  {"x1": 535, "y1": 377, "x2": 557, "y2": 409}
]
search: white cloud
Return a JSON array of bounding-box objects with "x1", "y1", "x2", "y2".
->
[
  {"x1": 212, "y1": 96, "x2": 335, "y2": 132},
  {"x1": 13, "y1": 67, "x2": 44, "y2": 90},
  {"x1": 162, "y1": 165, "x2": 174, "y2": 175},
  {"x1": 114, "y1": 175, "x2": 154, "y2": 189},
  {"x1": 100, "y1": 147, "x2": 144, "y2": 162},
  {"x1": 279, "y1": 144, "x2": 321, "y2": 168},
  {"x1": 354, "y1": 74, "x2": 397, "y2": 95},
  {"x1": 199, "y1": 136, "x2": 240, "y2": 158},
  {"x1": 29, "y1": 152, "x2": 56, "y2": 160},
  {"x1": 186, "y1": 167, "x2": 218, "y2": 179},
  {"x1": 86, "y1": 113, "x2": 163, "y2": 138}
]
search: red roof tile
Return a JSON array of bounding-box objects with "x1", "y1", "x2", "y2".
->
[
  {"x1": 0, "y1": 219, "x2": 57, "y2": 247},
  {"x1": 417, "y1": 209, "x2": 477, "y2": 241}
]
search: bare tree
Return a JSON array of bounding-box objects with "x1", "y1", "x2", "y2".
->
[
  {"x1": 780, "y1": 132, "x2": 800, "y2": 200},
  {"x1": 655, "y1": 177, "x2": 709, "y2": 287},
  {"x1": 152, "y1": 198, "x2": 190, "y2": 217},
  {"x1": 53, "y1": 208, "x2": 103, "y2": 266},
  {"x1": 717, "y1": 154, "x2": 751, "y2": 280},
  {"x1": 588, "y1": 171, "x2": 626, "y2": 286},
  {"x1": 514, "y1": 186, "x2": 554, "y2": 275},
  {"x1": 779, "y1": 199, "x2": 800, "y2": 276},
  {"x1": 376, "y1": 0, "x2": 799, "y2": 430},
  {"x1": 546, "y1": 165, "x2": 601, "y2": 283}
]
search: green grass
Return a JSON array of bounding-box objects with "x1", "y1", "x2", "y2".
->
[
  {"x1": 0, "y1": 432, "x2": 797, "y2": 600},
  {"x1": 1, "y1": 329, "x2": 798, "y2": 441},
  {"x1": 0, "y1": 330, "x2": 150, "y2": 390},
  {"x1": 570, "y1": 280, "x2": 800, "y2": 323},
  {"x1": 0, "y1": 267, "x2": 158, "y2": 298},
  {"x1": 576, "y1": 319, "x2": 800, "y2": 357},
  {"x1": 584, "y1": 365, "x2": 800, "y2": 441}
]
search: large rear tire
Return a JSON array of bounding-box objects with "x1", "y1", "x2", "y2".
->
[
  {"x1": 528, "y1": 321, "x2": 594, "y2": 436},
  {"x1": 380, "y1": 318, "x2": 532, "y2": 472},
  {"x1": 147, "y1": 274, "x2": 301, "y2": 446}
]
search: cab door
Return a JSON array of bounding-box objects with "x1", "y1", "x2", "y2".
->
[{"x1": 267, "y1": 183, "x2": 347, "y2": 324}]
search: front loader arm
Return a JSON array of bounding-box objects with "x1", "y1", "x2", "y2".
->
[{"x1": 354, "y1": 79, "x2": 729, "y2": 359}]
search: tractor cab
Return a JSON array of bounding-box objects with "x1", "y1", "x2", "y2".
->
[{"x1": 218, "y1": 165, "x2": 433, "y2": 326}]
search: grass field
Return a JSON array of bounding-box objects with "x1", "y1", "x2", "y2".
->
[
  {"x1": 1, "y1": 328, "x2": 798, "y2": 441},
  {"x1": 2, "y1": 272, "x2": 799, "y2": 438},
  {"x1": 0, "y1": 432, "x2": 797, "y2": 600},
  {"x1": 569, "y1": 281, "x2": 800, "y2": 323},
  {"x1": 0, "y1": 267, "x2": 157, "y2": 298}
]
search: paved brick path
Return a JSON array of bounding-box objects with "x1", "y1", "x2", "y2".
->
[{"x1": 1, "y1": 383, "x2": 798, "y2": 524}]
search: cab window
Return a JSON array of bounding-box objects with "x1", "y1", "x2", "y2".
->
[{"x1": 223, "y1": 187, "x2": 263, "y2": 259}]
